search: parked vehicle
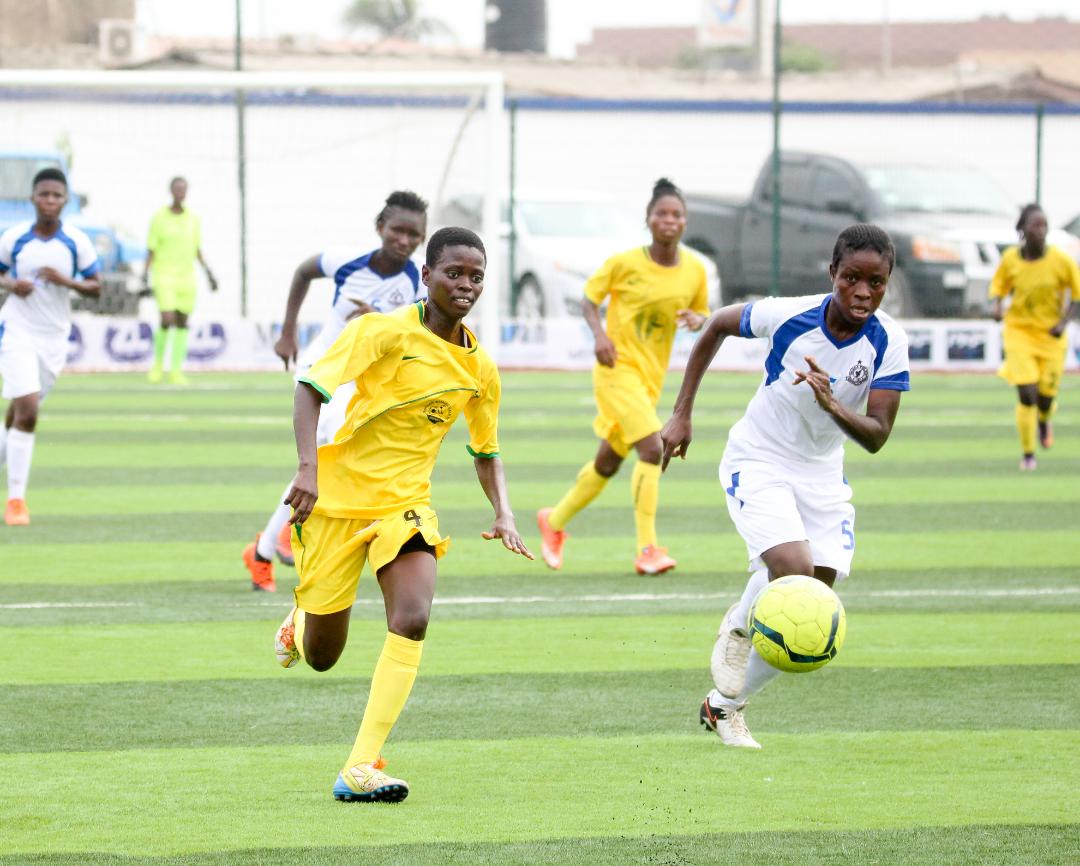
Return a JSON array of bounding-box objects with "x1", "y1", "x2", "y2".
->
[
  {"x1": 684, "y1": 152, "x2": 1080, "y2": 317},
  {"x1": 0, "y1": 151, "x2": 143, "y2": 314},
  {"x1": 438, "y1": 191, "x2": 720, "y2": 319}
]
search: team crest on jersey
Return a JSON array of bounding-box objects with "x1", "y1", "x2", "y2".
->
[
  {"x1": 845, "y1": 360, "x2": 869, "y2": 386},
  {"x1": 424, "y1": 399, "x2": 452, "y2": 424},
  {"x1": 389, "y1": 289, "x2": 404, "y2": 306}
]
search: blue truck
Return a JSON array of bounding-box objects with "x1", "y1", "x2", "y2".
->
[{"x1": 0, "y1": 150, "x2": 143, "y2": 314}]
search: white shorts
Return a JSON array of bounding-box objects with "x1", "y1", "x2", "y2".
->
[
  {"x1": 720, "y1": 455, "x2": 856, "y2": 579},
  {"x1": 0, "y1": 325, "x2": 65, "y2": 400}
]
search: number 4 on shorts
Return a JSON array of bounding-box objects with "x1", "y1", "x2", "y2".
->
[{"x1": 403, "y1": 509, "x2": 422, "y2": 527}]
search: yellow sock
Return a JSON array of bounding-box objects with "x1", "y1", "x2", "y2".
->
[
  {"x1": 346, "y1": 632, "x2": 424, "y2": 768},
  {"x1": 1016, "y1": 403, "x2": 1037, "y2": 454},
  {"x1": 293, "y1": 608, "x2": 307, "y2": 663},
  {"x1": 549, "y1": 461, "x2": 608, "y2": 531},
  {"x1": 632, "y1": 460, "x2": 661, "y2": 551}
]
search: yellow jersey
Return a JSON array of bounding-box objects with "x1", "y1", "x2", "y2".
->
[
  {"x1": 989, "y1": 246, "x2": 1079, "y2": 334},
  {"x1": 147, "y1": 206, "x2": 201, "y2": 293},
  {"x1": 299, "y1": 302, "x2": 501, "y2": 519},
  {"x1": 584, "y1": 246, "x2": 709, "y2": 399}
]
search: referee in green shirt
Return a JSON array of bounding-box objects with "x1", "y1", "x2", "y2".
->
[{"x1": 144, "y1": 176, "x2": 217, "y2": 384}]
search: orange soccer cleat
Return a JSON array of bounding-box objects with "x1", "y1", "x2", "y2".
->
[
  {"x1": 634, "y1": 545, "x2": 676, "y2": 576},
  {"x1": 243, "y1": 534, "x2": 276, "y2": 592},
  {"x1": 275, "y1": 522, "x2": 295, "y2": 567},
  {"x1": 4, "y1": 498, "x2": 30, "y2": 526},
  {"x1": 536, "y1": 507, "x2": 566, "y2": 570}
]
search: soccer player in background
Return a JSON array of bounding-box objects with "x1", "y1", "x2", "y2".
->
[
  {"x1": 661, "y1": 224, "x2": 909, "y2": 748},
  {"x1": 0, "y1": 167, "x2": 100, "y2": 525},
  {"x1": 242, "y1": 190, "x2": 428, "y2": 591},
  {"x1": 144, "y1": 176, "x2": 217, "y2": 385},
  {"x1": 275, "y1": 226, "x2": 532, "y2": 802},
  {"x1": 537, "y1": 178, "x2": 709, "y2": 575},
  {"x1": 990, "y1": 203, "x2": 1078, "y2": 471}
]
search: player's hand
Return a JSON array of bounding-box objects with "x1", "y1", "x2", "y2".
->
[
  {"x1": 676, "y1": 309, "x2": 705, "y2": 331},
  {"x1": 1050, "y1": 321, "x2": 1067, "y2": 338},
  {"x1": 346, "y1": 300, "x2": 376, "y2": 321},
  {"x1": 594, "y1": 333, "x2": 617, "y2": 367},
  {"x1": 793, "y1": 355, "x2": 839, "y2": 413},
  {"x1": 284, "y1": 465, "x2": 318, "y2": 525},
  {"x1": 481, "y1": 514, "x2": 534, "y2": 559},
  {"x1": 37, "y1": 267, "x2": 70, "y2": 288},
  {"x1": 8, "y1": 277, "x2": 35, "y2": 297},
  {"x1": 660, "y1": 412, "x2": 693, "y2": 471},
  {"x1": 274, "y1": 331, "x2": 299, "y2": 369}
]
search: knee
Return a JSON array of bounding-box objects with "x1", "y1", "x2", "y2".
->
[
  {"x1": 634, "y1": 439, "x2": 662, "y2": 465},
  {"x1": 305, "y1": 649, "x2": 341, "y2": 673},
  {"x1": 594, "y1": 454, "x2": 622, "y2": 478},
  {"x1": 12, "y1": 405, "x2": 38, "y2": 432},
  {"x1": 1017, "y1": 387, "x2": 1037, "y2": 406},
  {"x1": 770, "y1": 558, "x2": 815, "y2": 579},
  {"x1": 387, "y1": 609, "x2": 429, "y2": 642}
]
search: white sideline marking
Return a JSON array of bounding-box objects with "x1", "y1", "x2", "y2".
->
[{"x1": 3, "y1": 586, "x2": 1077, "y2": 611}]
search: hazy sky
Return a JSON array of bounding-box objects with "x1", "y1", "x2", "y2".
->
[{"x1": 136, "y1": 0, "x2": 1080, "y2": 58}]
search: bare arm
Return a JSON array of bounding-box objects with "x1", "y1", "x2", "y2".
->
[
  {"x1": 583, "y1": 298, "x2": 616, "y2": 367},
  {"x1": 474, "y1": 456, "x2": 533, "y2": 559},
  {"x1": 793, "y1": 356, "x2": 902, "y2": 454},
  {"x1": 37, "y1": 267, "x2": 101, "y2": 298},
  {"x1": 0, "y1": 274, "x2": 36, "y2": 296},
  {"x1": 196, "y1": 249, "x2": 218, "y2": 292},
  {"x1": 284, "y1": 382, "x2": 323, "y2": 524},
  {"x1": 660, "y1": 303, "x2": 746, "y2": 469},
  {"x1": 274, "y1": 255, "x2": 324, "y2": 368},
  {"x1": 142, "y1": 250, "x2": 154, "y2": 288}
]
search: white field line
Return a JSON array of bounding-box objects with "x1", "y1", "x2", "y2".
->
[{"x1": 2, "y1": 586, "x2": 1077, "y2": 611}]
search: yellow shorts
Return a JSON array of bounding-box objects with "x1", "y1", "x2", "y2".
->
[
  {"x1": 153, "y1": 281, "x2": 197, "y2": 315},
  {"x1": 999, "y1": 326, "x2": 1067, "y2": 396},
  {"x1": 592, "y1": 374, "x2": 662, "y2": 458},
  {"x1": 291, "y1": 505, "x2": 449, "y2": 615}
]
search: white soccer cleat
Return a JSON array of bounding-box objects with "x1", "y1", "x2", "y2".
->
[
  {"x1": 711, "y1": 603, "x2": 752, "y2": 698},
  {"x1": 274, "y1": 606, "x2": 301, "y2": 668},
  {"x1": 699, "y1": 697, "x2": 761, "y2": 749}
]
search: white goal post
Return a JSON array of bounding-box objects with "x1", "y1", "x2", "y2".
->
[{"x1": 0, "y1": 68, "x2": 506, "y2": 358}]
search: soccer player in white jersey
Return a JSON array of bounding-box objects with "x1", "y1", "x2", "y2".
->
[
  {"x1": 242, "y1": 190, "x2": 428, "y2": 590},
  {"x1": 661, "y1": 224, "x2": 910, "y2": 748},
  {"x1": 0, "y1": 167, "x2": 100, "y2": 526}
]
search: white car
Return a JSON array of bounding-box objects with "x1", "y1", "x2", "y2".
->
[{"x1": 437, "y1": 191, "x2": 721, "y2": 320}]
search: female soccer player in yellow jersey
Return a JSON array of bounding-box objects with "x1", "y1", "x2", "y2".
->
[
  {"x1": 276, "y1": 226, "x2": 533, "y2": 803},
  {"x1": 990, "y1": 204, "x2": 1079, "y2": 470},
  {"x1": 538, "y1": 178, "x2": 709, "y2": 575}
]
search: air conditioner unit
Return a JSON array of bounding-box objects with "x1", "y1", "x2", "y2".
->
[{"x1": 99, "y1": 19, "x2": 143, "y2": 68}]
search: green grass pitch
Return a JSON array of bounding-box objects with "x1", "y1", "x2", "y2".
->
[{"x1": 1, "y1": 369, "x2": 1078, "y2": 865}]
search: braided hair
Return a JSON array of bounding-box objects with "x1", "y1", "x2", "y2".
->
[
  {"x1": 376, "y1": 190, "x2": 428, "y2": 226},
  {"x1": 647, "y1": 177, "x2": 685, "y2": 217},
  {"x1": 831, "y1": 223, "x2": 896, "y2": 274}
]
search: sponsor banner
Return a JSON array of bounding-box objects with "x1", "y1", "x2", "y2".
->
[{"x1": 63, "y1": 314, "x2": 1080, "y2": 374}]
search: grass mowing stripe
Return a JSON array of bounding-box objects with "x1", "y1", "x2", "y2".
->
[
  {"x1": 3, "y1": 825, "x2": 1075, "y2": 866},
  {"x1": 4, "y1": 665, "x2": 1077, "y2": 754},
  {"x1": 4, "y1": 567, "x2": 1079, "y2": 627},
  {"x1": 1, "y1": 732, "x2": 1076, "y2": 855},
  {"x1": 5, "y1": 612, "x2": 1078, "y2": 685}
]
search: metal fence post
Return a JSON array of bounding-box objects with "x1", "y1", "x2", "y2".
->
[{"x1": 770, "y1": 0, "x2": 782, "y2": 297}]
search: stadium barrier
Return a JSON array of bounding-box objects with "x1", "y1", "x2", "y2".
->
[{"x1": 64, "y1": 313, "x2": 1080, "y2": 374}]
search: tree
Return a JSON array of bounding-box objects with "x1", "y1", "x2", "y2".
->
[{"x1": 341, "y1": 0, "x2": 450, "y2": 40}]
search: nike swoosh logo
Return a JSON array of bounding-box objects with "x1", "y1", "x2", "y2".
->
[{"x1": 402, "y1": 355, "x2": 421, "y2": 361}]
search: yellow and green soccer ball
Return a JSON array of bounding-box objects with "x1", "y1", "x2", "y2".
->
[{"x1": 748, "y1": 575, "x2": 846, "y2": 672}]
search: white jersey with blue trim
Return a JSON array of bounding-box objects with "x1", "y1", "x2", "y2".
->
[
  {"x1": 726, "y1": 294, "x2": 911, "y2": 470},
  {"x1": 298, "y1": 248, "x2": 423, "y2": 371},
  {"x1": 0, "y1": 220, "x2": 100, "y2": 337}
]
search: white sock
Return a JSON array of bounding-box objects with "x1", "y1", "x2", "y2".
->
[
  {"x1": 256, "y1": 486, "x2": 293, "y2": 560},
  {"x1": 0, "y1": 425, "x2": 7, "y2": 472},
  {"x1": 710, "y1": 649, "x2": 783, "y2": 709},
  {"x1": 726, "y1": 568, "x2": 770, "y2": 634},
  {"x1": 7, "y1": 429, "x2": 35, "y2": 500}
]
